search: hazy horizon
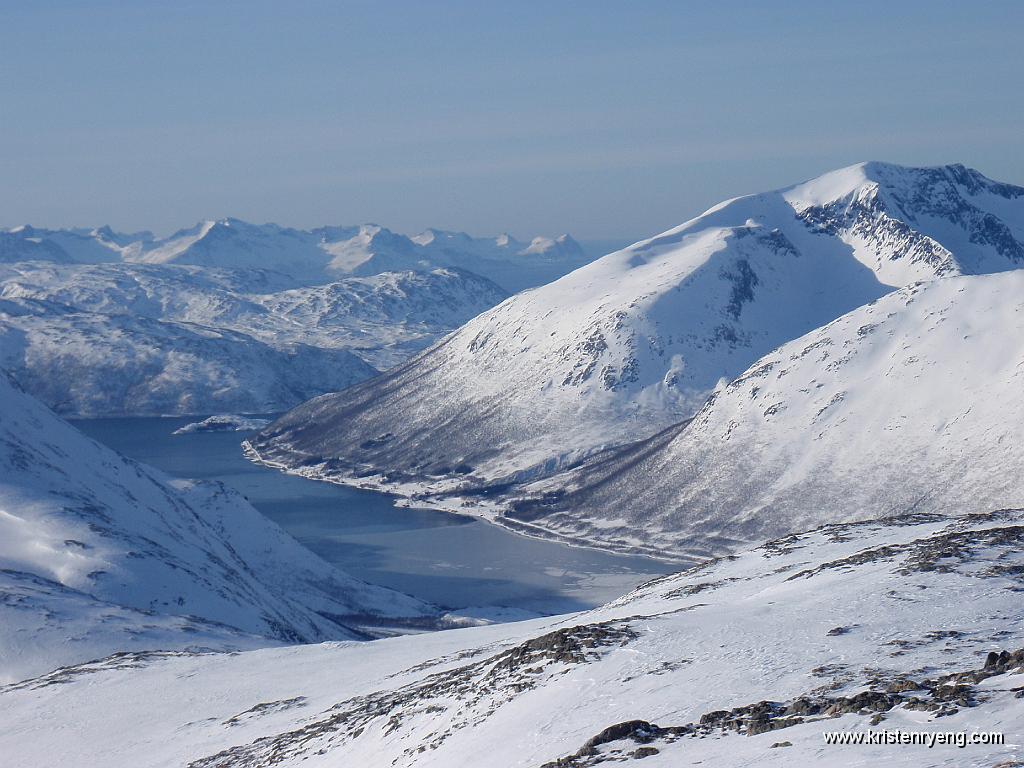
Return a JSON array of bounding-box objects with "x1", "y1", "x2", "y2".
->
[{"x1": 3, "y1": 1, "x2": 1022, "y2": 240}]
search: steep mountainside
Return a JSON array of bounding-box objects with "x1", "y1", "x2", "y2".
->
[
  {"x1": 503, "y1": 271, "x2": 1024, "y2": 559},
  {"x1": 4, "y1": 508, "x2": 1022, "y2": 766},
  {"x1": 1, "y1": 220, "x2": 592, "y2": 293},
  {"x1": 0, "y1": 374, "x2": 431, "y2": 682},
  {"x1": 0, "y1": 263, "x2": 506, "y2": 414},
  {"x1": 250, "y1": 162, "x2": 1024, "y2": 495}
]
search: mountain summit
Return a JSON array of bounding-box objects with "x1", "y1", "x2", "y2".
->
[{"x1": 250, "y1": 162, "x2": 1024, "y2": 501}]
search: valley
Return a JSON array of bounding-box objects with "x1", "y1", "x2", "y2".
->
[{"x1": 74, "y1": 415, "x2": 675, "y2": 614}]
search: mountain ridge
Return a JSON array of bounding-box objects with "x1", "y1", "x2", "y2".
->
[
  {"x1": 0, "y1": 219, "x2": 593, "y2": 293},
  {"x1": 250, "y1": 161, "x2": 1024, "y2": 506}
]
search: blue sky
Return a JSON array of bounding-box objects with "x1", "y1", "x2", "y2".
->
[{"x1": 2, "y1": 0, "x2": 1021, "y2": 241}]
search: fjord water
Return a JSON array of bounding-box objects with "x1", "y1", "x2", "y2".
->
[{"x1": 73, "y1": 416, "x2": 675, "y2": 614}]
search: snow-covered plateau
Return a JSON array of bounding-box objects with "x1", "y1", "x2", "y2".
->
[
  {"x1": 249, "y1": 162, "x2": 1024, "y2": 508},
  {"x1": 3, "y1": 508, "x2": 1022, "y2": 767}
]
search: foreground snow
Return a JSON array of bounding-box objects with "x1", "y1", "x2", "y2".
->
[
  {"x1": 3, "y1": 508, "x2": 1022, "y2": 766},
  {"x1": 0, "y1": 374, "x2": 432, "y2": 682},
  {"x1": 249, "y1": 162, "x2": 1024, "y2": 503}
]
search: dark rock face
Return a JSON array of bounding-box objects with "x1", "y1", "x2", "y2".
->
[{"x1": 798, "y1": 163, "x2": 1024, "y2": 274}]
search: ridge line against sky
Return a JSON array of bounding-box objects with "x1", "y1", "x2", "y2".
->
[{"x1": 1, "y1": 0, "x2": 1022, "y2": 240}]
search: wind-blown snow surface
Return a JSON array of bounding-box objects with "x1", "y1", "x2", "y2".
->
[
  {"x1": 3, "y1": 509, "x2": 1023, "y2": 767},
  {"x1": 0, "y1": 219, "x2": 591, "y2": 293},
  {"x1": 250, "y1": 162, "x2": 1024, "y2": 495},
  {"x1": 0, "y1": 262, "x2": 506, "y2": 414},
  {"x1": 0, "y1": 374, "x2": 431, "y2": 682},
  {"x1": 504, "y1": 271, "x2": 1024, "y2": 560}
]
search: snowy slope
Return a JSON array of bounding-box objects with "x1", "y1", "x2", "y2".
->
[
  {"x1": 3, "y1": 508, "x2": 1022, "y2": 766},
  {"x1": 0, "y1": 373, "x2": 432, "y2": 682},
  {"x1": 250, "y1": 162, "x2": 1024, "y2": 496},
  {"x1": 2, "y1": 220, "x2": 592, "y2": 293},
  {"x1": 503, "y1": 270, "x2": 1024, "y2": 560},
  {"x1": 0, "y1": 262, "x2": 506, "y2": 414}
]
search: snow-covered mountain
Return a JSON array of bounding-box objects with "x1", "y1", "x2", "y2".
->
[
  {"x1": 413, "y1": 228, "x2": 590, "y2": 292},
  {"x1": 0, "y1": 373, "x2": 433, "y2": 682},
  {"x1": 4, "y1": 507, "x2": 1022, "y2": 766},
  {"x1": 1, "y1": 219, "x2": 592, "y2": 293},
  {"x1": 249, "y1": 162, "x2": 1024, "y2": 498},
  {"x1": 499, "y1": 270, "x2": 1024, "y2": 559},
  {"x1": 0, "y1": 262, "x2": 506, "y2": 415},
  {"x1": 0, "y1": 225, "x2": 150, "y2": 264}
]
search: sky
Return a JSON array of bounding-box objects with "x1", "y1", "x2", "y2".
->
[{"x1": 2, "y1": 0, "x2": 1022, "y2": 242}]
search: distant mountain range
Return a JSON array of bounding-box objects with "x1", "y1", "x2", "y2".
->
[
  {"x1": 0, "y1": 218, "x2": 604, "y2": 415},
  {"x1": 249, "y1": 162, "x2": 1024, "y2": 558},
  {"x1": 0, "y1": 261, "x2": 506, "y2": 415},
  {"x1": 1, "y1": 219, "x2": 595, "y2": 293}
]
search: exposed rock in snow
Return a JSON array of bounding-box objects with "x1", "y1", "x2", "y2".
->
[
  {"x1": 3, "y1": 508, "x2": 1022, "y2": 766},
  {"x1": 0, "y1": 373, "x2": 432, "y2": 682},
  {"x1": 249, "y1": 162, "x2": 1024, "y2": 501},
  {"x1": 172, "y1": 415, "x2": 271, "y2": 435}
]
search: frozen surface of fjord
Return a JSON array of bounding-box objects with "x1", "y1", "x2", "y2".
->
[
  {"x1": 74, "y1": 417, "x2": 675, "y2": 615},
  {"x1": 250, "y1": 162, "x2": 1024, "y2": 505},
  {"x1": 3, "y1": 508, "x2": 1022, "y2": 767}
]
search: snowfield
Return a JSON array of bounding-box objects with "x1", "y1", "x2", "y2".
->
[
  {"x1": 2, "y1": 508, "x2": 1022, "y2": 766},
  {"x1": 249, "y1": 162, "x2": 1024, "y2": 503},
  {"x1": 0, "y1": 373, "x2": 433, "y2": 682}
]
